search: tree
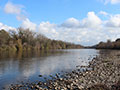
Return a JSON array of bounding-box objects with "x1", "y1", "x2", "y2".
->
[
  {"x1": 0, "y1": 29, "x2": 10, "y2": 45},
  {"x1": 17, "y1": 28, "x2": 36, "y2": 46}
]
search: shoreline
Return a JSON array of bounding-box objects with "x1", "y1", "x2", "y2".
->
[{"x1": 10, "y1": 50, "x2": 120, "y2": 90}]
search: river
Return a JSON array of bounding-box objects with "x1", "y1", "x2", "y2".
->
[{"x1": 0, "y1": 49, "x2": 99, "y2": 89}]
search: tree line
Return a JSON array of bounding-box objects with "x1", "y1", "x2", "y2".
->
[
  {"x1": 0, "y1": 28, "x2": 83, "y2": 52},
  {"x1": 92, "y1": 39, "x2": 120, "y2": 49}
]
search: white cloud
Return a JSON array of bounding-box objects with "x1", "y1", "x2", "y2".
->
[
  {"x1": 100, "y1": 0, "x2": 120, "y2": 4},
  {"x1": 16, "y1": 14, "x2": 26, "y2": 21},
  {"x1": 111, "y1": 0, "x2": 120, "y2": 4},
  {"x1": 81, "y1": 12, "x2": 102, "y2": 28},
  {"x1": 4, "y1": 2, "x2": 36, "y2": 31},
  {"x1": 61, "y1": 12, "x2": 102, "y2": 29},
  {"x1": 3, "y1": 2, "x2": 36, "y2": 31},
  {"x1": 4, "y1": 2, "x2": 23, "y2": 14},
  {"x1": 4, "y1": 2, "x2": 26, "y2": 21},
  {"x1": 21, "y1": 18, "x2": 37, "y2": 31},
  {"x1": 38, "y1": 21, "x2": 59, "y2": 39},
  {"x1": 105, "y1": 14, "x2": 120, "y2": 27},
  {"x1": 99, "y1": 11, "x2": 108, "y2": 16},
  {"x1": 36, "y1": 11, "x2": 120, "y2": 45},
  {"x1": 0, "y1": 22, "x2": 15, "y2": 31},
  {"x1": 61, "y1": 18, "x2": 80, "y2": 28}
]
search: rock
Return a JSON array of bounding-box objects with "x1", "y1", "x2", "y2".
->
[
  {"x1": 39, "y1": 75, "x2": 43, "y2": 77},
  {"x1": 59, "y1": 78, "x2": 63, "y2": 81},
  {"x1": 35, "y1": 85, "x2": 42, "y2": 89}
]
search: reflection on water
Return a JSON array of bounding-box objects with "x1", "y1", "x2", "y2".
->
[{"x1": 0, "y1": 49, "x2": 99, "y2": 89}]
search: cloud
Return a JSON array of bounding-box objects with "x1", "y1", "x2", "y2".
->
[
  {"x1": 4, "y1": 2, "x2": 36, "y2": 31},
  {"x1": 38, "y1": 21, "x2": 59, "y2": 39},
  {"x1": 61, "y1": 18, "x2": 80, "y2": 28},
  {"x1": 61, "y1": 12, "x2": 102, "y2": 29},
  {"x1": 105, "y1": 14, "x2": 120, "y2": 27},
  {"x1": 4, "y1": 2, "x2": 23, "y2": 14},
  {"x1": 0, "y1": 22, "x2": 15, "y2": 31},
  {"x1": 81, "y1": 12, "x2": 102, "y2": 28},
  {"x1": 21, "y1": 18, "x2": 37, "y2": 31},
  {"x1": 111, "y1": 0, "x2": 120, "y2": 4},
  {"x1": 99, "y1": 11, "x2": 108, "y2": 16},
  {"x1": 16, "y1": 14, "x2": 26, "y2": 21},
  {"x1": 4, "y1": 2, "x2": 26, "y2": 21},
  {"x1": 100, "y1": 0, "x2": 120, "y2": 4},
  {"x1": 36, "y1": 11, "x2": 120, "y2": 45}
]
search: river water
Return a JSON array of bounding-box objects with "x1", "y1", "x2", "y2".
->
[{"x1": 0, "y1": 49, "x2": 99, "y2": 89}]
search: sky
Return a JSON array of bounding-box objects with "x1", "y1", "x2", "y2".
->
[{"x1": 0, "y1": 0, "x2": 120, "y2": 46}]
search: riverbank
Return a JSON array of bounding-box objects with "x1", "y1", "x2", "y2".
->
[
  {"x1": 0, "y1": 29, "x2": 83, "y2": 53},
  {"x1": 10, "y1": 50, "x2": 120, "y2": 90}
]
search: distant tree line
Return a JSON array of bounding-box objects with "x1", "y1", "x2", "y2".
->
[
  {"x1": 0, "y1": 28, "x2": 83, "y2": 52},
  {"x1": 92, "y1": 39, "x2": 120, "y2": 49}
]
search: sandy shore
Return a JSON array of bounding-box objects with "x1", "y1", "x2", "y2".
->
[{"x1": 10, "y1": 50, "x2": 120, "y2": 90}]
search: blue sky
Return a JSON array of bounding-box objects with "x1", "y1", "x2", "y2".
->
[
  {"x1": 0, "y1": 0, "x2": 120, "y2": 25},
  {"x1": 0, "y1": 0, "x2": 120, "y2": 45}
]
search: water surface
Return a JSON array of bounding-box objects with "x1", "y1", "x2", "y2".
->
[{"x1": 0, "y1": 49, "x2": 99, "y2": 89}]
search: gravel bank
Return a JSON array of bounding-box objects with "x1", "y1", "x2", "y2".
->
[{"x1": 10, "y1": 50, "x2": 120, "y2": 90}]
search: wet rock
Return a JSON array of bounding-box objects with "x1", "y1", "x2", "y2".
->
[
  {"x1": 39, "y1": 75, "x2": 43, "y2": 77},
  {"x1": 35, "y1": 85, "x2": 42, "y2": 89}
]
